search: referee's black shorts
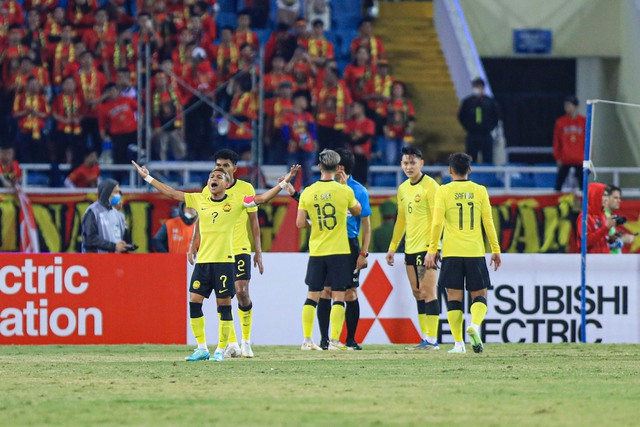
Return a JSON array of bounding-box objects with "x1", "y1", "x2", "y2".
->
[
  {"x1": 306, "y1": 254, "x2": 352, "y2": 292},
  {"x1": 323, "y1": 238, "x2": 361, "y2": 289},
  {"x1": 438, "y1": 256, "x2": 491, "y2": 292}
]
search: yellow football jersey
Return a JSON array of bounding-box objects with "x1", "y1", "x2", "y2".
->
[
  {"x1": 299, "y1": 180, "x2": 358, "y2": 256},
  {"x1": 184, "y1": 192, "x2": 245, "y2": 263},
  {"x1": 428, "y1": 180, "x2": 500, "y2": 257},
  {"x1": 202, "y1": 179, "x2": 257, "y2": 255},
  {"x1": 389, "y1": 173, "x2": 440, "y2": 254}
]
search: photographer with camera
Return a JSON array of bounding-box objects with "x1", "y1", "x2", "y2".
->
[
  {"x1": 605, "y1": 185, "x2": 635, "y2": 254},
  {"x1": 577, "y1": 183, "x2": 617, "y2": 254},
  {"x1": 81, "y1": 178, "x2": 134, "y2": 253}
]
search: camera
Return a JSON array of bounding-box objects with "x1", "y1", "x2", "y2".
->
[
  {"x1": 614, "y1": 216, "x2": 627, "y2": 226},
  {"x1": 124, "y1": 243, "x2": 139, "y2": 252}
]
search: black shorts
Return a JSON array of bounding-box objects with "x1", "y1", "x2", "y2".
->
[
  {"x1": 190, "y1": 262, "x2": 236, "y2": 299},
  {"x1": 438, "y1": 257, "x2": 491, "y2": 292},
  {"x1": 324, "y1": 238, "x2": 361, "y2": 289},
  {"x1": 306, "y1": 254, "x2": 352, "y2": 292},
  {"x1": 404, "y1": 251, "x2": 427, "y2": 266},
  {"x1": 234, "y1": 253, "x2": 252, "y2": 281}
]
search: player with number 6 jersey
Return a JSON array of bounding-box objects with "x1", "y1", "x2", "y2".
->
[{"x1": 386, "y1": 146, "x2": 441, "y2": 350}]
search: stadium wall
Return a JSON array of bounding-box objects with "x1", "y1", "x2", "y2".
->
[
  {"x1": 1, "y1": 254, "x2": 637, "y2": 345},
  {"x1": 460, "y1": 0, "x2": 620, "y2": 57}
]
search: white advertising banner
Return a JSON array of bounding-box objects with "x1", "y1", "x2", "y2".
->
[{"x1": 187, "y1": 254, "x2": 639, "y2": 345}]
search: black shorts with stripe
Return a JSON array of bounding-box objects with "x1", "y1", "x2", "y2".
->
[
  {"x1": 306, "y1": 254, "x2": 352, "y2": 292},
  {"x1": 438, "y1": 256, "x2": 491, "y2": 292},
  {"x1": 404, "y1": 251, "x2": 427, "y2": 266},
  {"x1": 190, "y1": 262, "x2": 236, "y2": 299},
  {"x1": 234, "y1": 253, "x2": 252, "y2": 281}
]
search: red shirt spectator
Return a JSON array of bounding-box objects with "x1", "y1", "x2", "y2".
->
[
  {"x1": 75, "y1": 53, "x2": 108, "y2": 119},
  {"x1": 176, "y1": 48, "x2": 217, "y2": 104},
  {"x1": 13, "y1": 82, "x2": 50, "y2": 140},
  {"x1": 44, "y1": 7, "x2": 65, "y2": 42},
  {"x1": 47, "y1": 24, "x2": 76, "y2": 85},
  {"x1": 24, "y1": 0, "x2": 58, "y2": 23},
  {"x1": 67, "y1": 0, "x2": 98, "y2": 39},
  {"x1": 98, "y1": 93, "x2": 138, "y2": 136},
  {"x1": 303, "y1": 19, "x2": 334, "y2": 67},
  {"x1": 343, "y1": 47, "x2": 375, "y2": 101},
  {"x1": 314, "y1": 71, "x2": 351, "y2": 130},
  {"x1": 23, "y1": 10, "x2": 48, "y2": 55},
  {"x1": 350, "y1": 19, "x2": 385, "y2": 62},
  {"x1": 0, "y1": 147, "x2": 22, "y2": 188},
  {"x1": 345, "y1": 113, "x2": 375, "y2": 158},
  {"x1": 384, "y1": 97, "x2": 415, "y2": 139},
  {"x1": 577, "y1": 183, "x2": 615, "y2": 254},
  {"x1": 1, "y1": 1, "x2": 25, "y2": 27},
  {"x1": 65, "y1": 151, "x2": 100, "y2": 188},
  {"x1": 9, "y1": 57, "x2": 50, "y2": 94},
  {"x1": 363, "y1": 60, "x2": 393, "y2": 116},
  {"x1": 52, "y1": 77, "x2": 84, "y2": 135},
  {"x1": 82, "y1": 9, "x2": 116, "y2": 53},
  {"x1": 213, "y1": 27, "x2": 239, "y2": 84},
  {"x1": 553, "y1": 110, "x2": 586, "y2": 166},
  {"x1": 228, "y1": 85, "x2": 256, "y2": 140}
]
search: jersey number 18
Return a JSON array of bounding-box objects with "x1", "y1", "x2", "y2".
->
[{"x1": 313, "y1": 203, "x2": 337, "y2": 230}]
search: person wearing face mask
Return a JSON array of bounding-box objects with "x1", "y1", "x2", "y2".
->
[
  {"x1": 457, "y1": 77, "x2": 500, "y2": 164},
  {"x1": 152, "y1": 202, "x2": 198, "y2": 253},
  {"x1": 81, "y1": 178, "x2": 129, "y2": 253}
]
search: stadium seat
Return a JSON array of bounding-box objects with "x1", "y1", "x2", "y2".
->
[
  {"x1": 217, "y1": 12, "x2": 238, "y2": 29},
  {"x1": 218, "y1": 0, "x2": 236, "y2": 13},
  {"x1": 334, "y1": 29, "x2": 359, "y2": 60},
  {"x1": 470, "y1": 166, "x2": 504, "y2": 188},
  {"x1": 255, "y1": 29, "x2": 271, "y2": 45},
  {"x1": 331, "y1": 13, "x2": 362, "y2": 31},
  {"x1": 336, "y1": 60, "x2": 349, "y2": 75}
]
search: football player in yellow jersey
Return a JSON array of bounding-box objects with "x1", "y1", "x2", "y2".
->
[
  {"x1": 425, "y1": 153, "x2": 501, "y2": 354},
  {"x1": 188, "y1": 150, "x2": 263, "y2": 359},
  {"x1": 131, "y1": 160, "x2": 300, "y2": 362},
  {"x1": 296, "y1": 149, "x2": 362, "y2": 351},
  {"x1": 385, "y1": 146, "x2": 441, "y2": 350}
]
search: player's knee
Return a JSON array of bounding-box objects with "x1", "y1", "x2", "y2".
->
[
  {"x1": 331, "y1": 291, "x2": 346, "y2": 302},
  {"x1": 189, "y1": 292, "x2": 204, "y2": 303},
  {"x1": 345, "y1": 288, "x2": 358, "y2": 302},
  {"x1": 320, "y1": 287, "x2": 331, "y2": 299},
  {"x1": 217, "y1": 304, "x2": 233, "y2": 321}
]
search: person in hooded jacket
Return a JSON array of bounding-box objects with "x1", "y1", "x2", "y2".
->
[
  {"x1": 152, "y1": 202, "x2": 198, "y2": 253},
  {"x1": 577, "y1": 182, "x2": 616, "y2": 254},
  {"x1": 81, "y1": 178, "x2": 128, "y2": 253}
]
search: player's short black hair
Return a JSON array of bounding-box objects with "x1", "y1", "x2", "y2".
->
[
  {"x1": 334, "y1": 148, "x2": 355, "y2": 176},
  {"x1": 214, "y1": 149, "x2": 239, "y2": 165},
  {"x1": 401, "y1": 146, "x2": 423, "y2": 160},
  {"x1": 449, "y1": 152, "x2": 472, "y2": 176},
  {"x1": 605, "y1": 184, "x2": 621, "y2": 196}
]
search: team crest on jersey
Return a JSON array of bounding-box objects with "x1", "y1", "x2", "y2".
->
[
  {"x1": 414, "y1": 194, "x2": 421, "y2": 203},
  {"x1": 193, "y1": 280, "x2": 201, "y2": 290},
  {"x1": 223, "y1": 203, "x2": 232, "y2": 212}
]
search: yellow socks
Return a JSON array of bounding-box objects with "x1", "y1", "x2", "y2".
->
[
  {"x1": 238, "y1": 303, "x2": 253, "y2": 341},
  {"x1": 302, "y1": 299, "x2": 317, "y2": 339},
  {"x1": 329, "y1": 302, "x2": 346, "y2": 341},
  {"x1": 217, "y1": 305, "x2": 233, "y2": 351},
  {"x1": 447, "y1": 300, "x2": 464, "y2": 343},
  {"x1": 425, "y1": 299, "x2": 440, "y2": 343},
  {"x1": 189, "y1": 302, "x2": 207, "y2": 349},
  {"x1": 470, "y1": 296, "x2": 488, "y2": 330}
]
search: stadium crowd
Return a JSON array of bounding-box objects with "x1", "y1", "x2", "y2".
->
[{"x1": 0, "y1": 0, "x2": 414, "y2": 187}]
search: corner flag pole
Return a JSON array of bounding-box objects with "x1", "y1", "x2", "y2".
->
[{"x1": 580, "y1": 100, "x2": 595, "y2": 343}]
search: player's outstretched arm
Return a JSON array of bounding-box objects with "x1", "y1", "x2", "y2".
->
[
  {"x1": 250, "y1": 164, "x2": 301, "y2": 206},
  {"x1": 132, "y1": 161, "x2": 185, "y2": 202}
]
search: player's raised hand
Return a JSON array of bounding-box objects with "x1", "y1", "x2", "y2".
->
[
  {"x1": 277, "y1": 176, "x2": 296, "y2": 196},
  {"x1": 284, "y1": 164, "x2": 301, "y2": 183},
  {"x1": 131, "y1": 160, "x2": 149, "y2": 179},
  {"x1": 335, "y1": 170, "x2": 347, "y2": 185},
  {"x1": 490, "y1": 253, "x2": 502, "y2": 271},
  {"x1": 385, "y1": 250, "x2": 395, "y2": 266}
]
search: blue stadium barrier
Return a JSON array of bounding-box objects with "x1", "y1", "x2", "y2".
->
[
  {"x1": 332, "y1": 13, "x2": 362, "y2": 31},
  {"x1": 370, "y1": 172, "x2": 397, "y2": 187},
  {"x1": 533, "y1": 172, "x2": 557, "y2": 188},
  {"x1": 505, "y1": 163, "x2": 535, "y2": 187},
  {"x1": 26, "y1": 172, "x2": 49, "y2": 187},
  {"x1": 469, "y1": 166, "x2": 504, "y2": 188}
]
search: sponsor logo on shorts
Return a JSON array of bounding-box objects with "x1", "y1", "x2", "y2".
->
[{"x1": 193, "y1": 280, "x2": 201, "y2": 290}]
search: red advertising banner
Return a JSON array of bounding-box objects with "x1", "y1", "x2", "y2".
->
[
  {"x1": 1, "y1": 192, "x2": 639, "y2": 254},
  {"x1": 0, "y1": 254, "x2": 186, "y2": 344}
]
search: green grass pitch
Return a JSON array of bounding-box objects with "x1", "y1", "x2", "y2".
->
[{"x1": 1, "y1": 344, "x2": 639, "y2": 426}]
